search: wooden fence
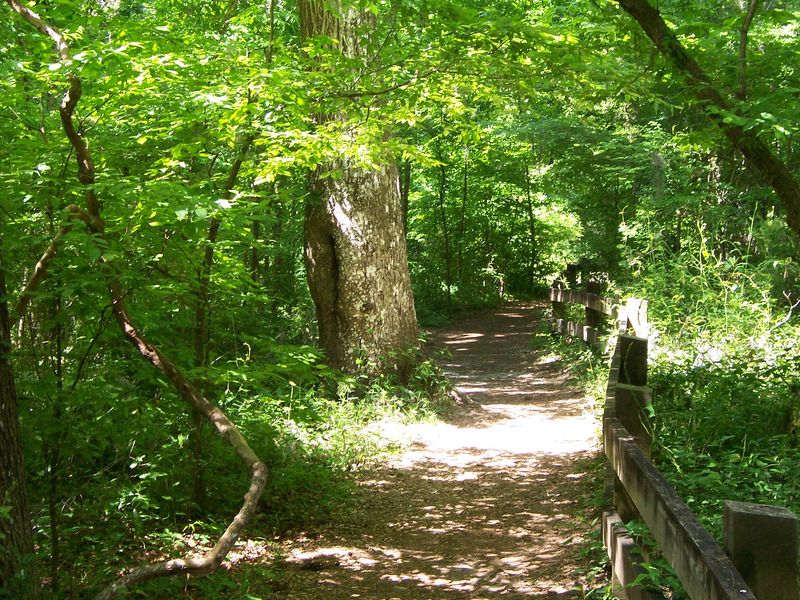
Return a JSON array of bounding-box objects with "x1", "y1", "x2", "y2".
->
[{"x1": 549, "y1": 265, "x2": 799, "y2": 600}]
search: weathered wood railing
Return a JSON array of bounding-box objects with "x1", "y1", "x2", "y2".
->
[
  {"x1": 549, "y1": 266, "x2": 799, "y2": 600},
  {"x1": 549, "y1": 265, "x2": 648, "y2": 352}
]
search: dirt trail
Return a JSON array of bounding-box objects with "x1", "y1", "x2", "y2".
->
[{"x1": 278, "y1": 303, "x2": 601, "y2": 599}]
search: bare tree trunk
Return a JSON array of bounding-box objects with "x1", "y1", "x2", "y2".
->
[
  {"x1": 0, "y1": 256, "x2": 42, "y2": 599},
  {"x1": 299, "y1": 0, "x2": 418, "y2": 376},
  {"x1": 437, "y1": 163, "x2": 453, "y2": 307},
  {"x1": 524, "y1": 165, "x2": 537, "y2": 291},
  {"x1": 191, "y1": 137, "x2": 253, "y2": 512},
  {"x1": 249, "y1": 218, "x2": 261, "y2": 282},
  {"x1": 737, "y1": 0, "x2": 760, "y2": 101},
  {"x1": 458, "y1": 145, "x2": 468, "y2": 287},
  {"x1": 249, "y1": 2, "x2": 276, "y2": 281},
  {"x1": 617, "y1": 0, "x2": 800, "y2": 237},
  {"x1": 46, "y1": 290, "x2": 65, "y2": 594}
]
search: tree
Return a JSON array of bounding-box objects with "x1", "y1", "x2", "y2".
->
[
  {"x1": 615, "y1": 0, "x2": 800, "y2": 238},
  {"x1": 4, "y1": 0, "x2": 268, "y2": 596},
  {"x1": 298, "y1": 0, "x2": 419, "y2": 376},
  {"x1": 0, "y1": 257, "x2": 41, "y2": 598}
]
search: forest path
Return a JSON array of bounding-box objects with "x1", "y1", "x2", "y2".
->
[{"x1": 275, "y1": 303, "x2": 601, "y2": 599}]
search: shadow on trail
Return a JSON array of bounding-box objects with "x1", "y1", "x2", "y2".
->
[
  {"x1": 285, "y1": 452, "x2": 595, "y2": 599},
  {"x1": 275, "y1": 303, "x2": 602, "y2": 599}
]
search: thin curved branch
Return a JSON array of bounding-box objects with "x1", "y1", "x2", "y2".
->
[
  {"x1": 97, "y1": 281, "x2": 268, "y2": 600},
  {"x1": 94, "y1": 466, "x2": 266, "y2": 598},
  {"x1": 331, "y1": 66, "x2": 439, "y2": 99}
]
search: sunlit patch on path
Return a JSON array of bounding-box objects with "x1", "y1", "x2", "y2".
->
[{"x1": 277, "y1": 303, "x2": 601, "y2": 599}]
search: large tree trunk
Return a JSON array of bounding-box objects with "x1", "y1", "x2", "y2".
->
[
  {"x1": 616, "y1": 0, "x2": 800, "y2": 237},
  {"x1": 0, "y1": 257, "x2": 41, "y2": 599},
  {"x1": 305, "y1": 162, "x2": 418, "y2": 375},
  {"x1": 299, "y1": 0, "x2": 418, "y2": 376}
]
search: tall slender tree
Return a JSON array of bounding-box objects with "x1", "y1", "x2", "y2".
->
[
  {"x1": 4, "y1": 0, "x2": 268, "y2": 596},
  {"x1": 0, "y1": 256, "x2": 41, "y2": 599},
  {"x1": 616, "y1": 0, "x2": 800, "y2": 237}
]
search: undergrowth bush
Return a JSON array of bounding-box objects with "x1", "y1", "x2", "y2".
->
[
  {"x1": 16, "y1": 339, "x2": 451, "y2": 598},
  {"x1": 631, "y1": 246, "x2": 800, "y2": 534},
  {"x1": 541, "y1": 243, "x2": 800, "y2": 597}
]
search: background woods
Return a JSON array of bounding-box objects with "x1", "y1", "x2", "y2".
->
[{"x1": 1, "y1": 0, "x2": 799, "y2": 597}]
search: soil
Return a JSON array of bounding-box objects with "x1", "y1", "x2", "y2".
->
[{"x1": 272, "y1": 303, "x2": 604, "y2": 599}]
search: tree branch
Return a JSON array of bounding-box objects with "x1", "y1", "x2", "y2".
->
[
  {"x1": 616, "y1": 0, "x2": 800, "y2": 238},
  {"x1": 12, "y1": 205, "x2": 90, "y2": 323},
  {"x1": 331, "y1": 66, "x2": 439, "y2": 99}
]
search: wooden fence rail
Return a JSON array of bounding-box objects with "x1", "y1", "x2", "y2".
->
[{"x1": 549, "y1": 264, "x2": 799, "y2": 600}]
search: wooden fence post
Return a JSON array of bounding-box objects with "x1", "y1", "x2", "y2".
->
[
  {"x1": 724, "y1": 501, "x2": 800, "y2": 600},
  {"x1": 564, "y1": 263, "x2": 578, "y2": 288},
  {"x1": 608, "y1": 384, "x2": 653, "y2": 524},
  {"x1": 618, "y1": 335, "x2": 647, "y2": 387},
  {"x1": 551, "y1": 278, "x2": 566, "y2": 325},
  {"x1": 603, "y1": 511, "x2": 667, "y2": 600},
  {"x1": 585, "y1": 280, "x2": 604, "y2": 329},
  {"x1": 608, "y1": 336, "x2": 650, "y2": 524},
  {"x1": 625, "y1": 298, "x2": 649, "y2": 338},
  {"x1": 611, "y1": 384, "x2": 653, "y2": 458},
  {"x1": 550, "y1": 279, "x2": 567, "y2": 335}
]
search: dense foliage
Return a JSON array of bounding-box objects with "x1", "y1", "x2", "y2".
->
[{"x1": 2, "y1": 0, "x2": 799, "y2": 596}]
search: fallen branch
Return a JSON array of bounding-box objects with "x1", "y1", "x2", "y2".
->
[{"x1": 4, "y1": 0, "x2": 269, "y2": 596}]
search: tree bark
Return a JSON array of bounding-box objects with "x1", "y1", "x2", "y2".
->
[
  {"x1": 737, "y1": 0, "x2": 760, "y2": 101},
  {"x1": 616, "y1": 0, "x2": 800, "y2": 238},
  {"x1": 304, "y1": 162, "x2": 418, "y2": 374},
  {"x1": 0, "y1": 257, "x2": 41, "y2": 599},
  {"x1": 299, "y1": 0, "x2": 418, "y2": 376}
]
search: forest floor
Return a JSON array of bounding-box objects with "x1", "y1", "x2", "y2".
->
[{"x1": 266, "y1": 303, "x2": 605, "y2": 599}]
